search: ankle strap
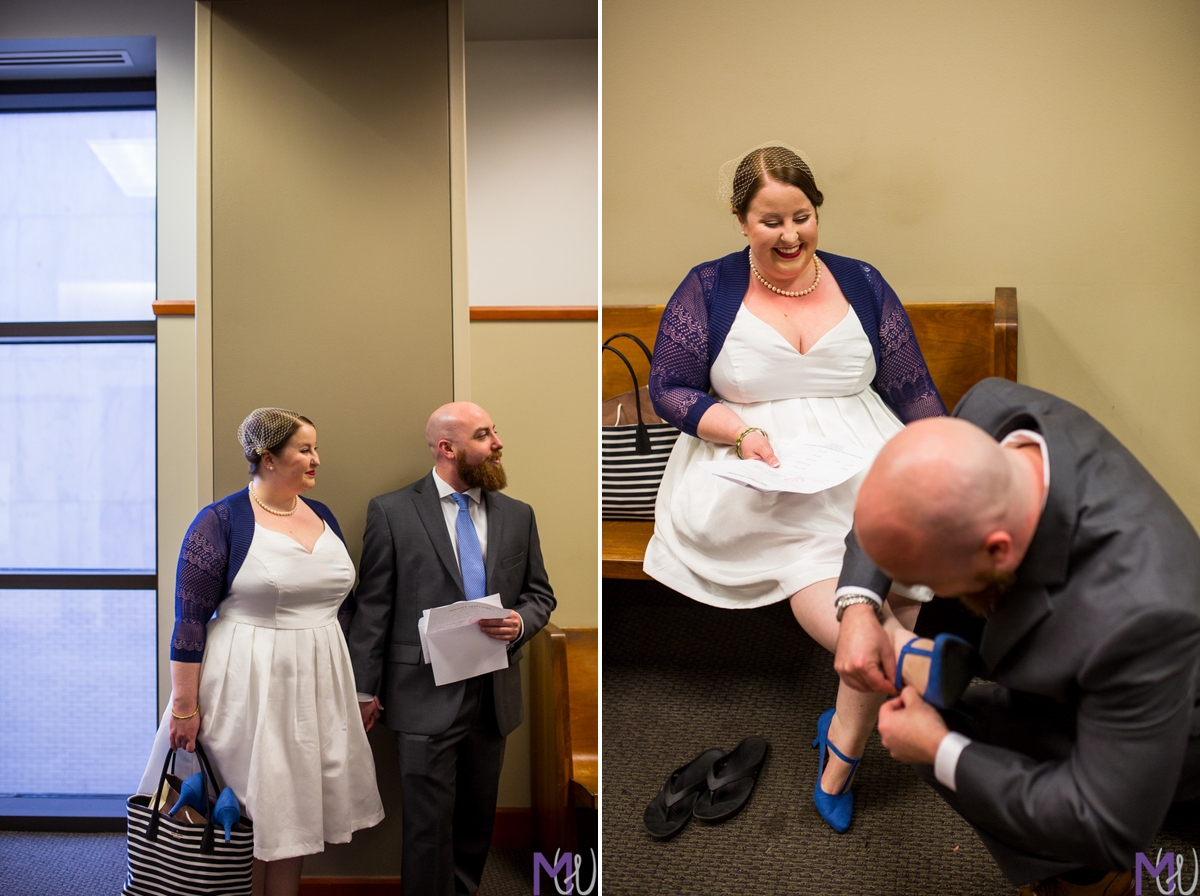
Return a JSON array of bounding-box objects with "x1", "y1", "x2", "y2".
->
[{"x1": 824, "y1": 737, "x2": 861, "y2": 768}]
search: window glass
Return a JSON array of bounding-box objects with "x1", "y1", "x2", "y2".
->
[
  {"x1": 0, "y1": 590, "x2": 157, "y2": 795},
  {"x1": 0, "y1": 109, "x2": 155, "y2": 322},
  {"x1": 0, "y1": 342, "x2": 156, "y2": 571}
]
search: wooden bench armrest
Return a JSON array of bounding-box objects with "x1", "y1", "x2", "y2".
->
[{"x1": 530, "y1": 623, "x2": 598, "y2": 850}]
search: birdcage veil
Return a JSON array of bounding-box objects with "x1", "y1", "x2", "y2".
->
[
  {"x1": 717, "y1": 142, "x2": 817, "y2": 214},
  {"x1": 237, "y1": 407, "x2": 307, "y2": 456}
]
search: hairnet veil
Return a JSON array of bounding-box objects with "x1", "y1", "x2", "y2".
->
[
  {"x1": 717, "y1": 142, "x2": 816, "y2": 213},
  {"x1": 237, "y1": 407, "x2": 307, "y2": 456}
]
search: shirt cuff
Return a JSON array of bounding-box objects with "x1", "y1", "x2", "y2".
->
[
  {"x1": 356, "y1": 692, "x2": 374, "y2": 703},
  {"x1": 834, "y1": 585, "x2": 884, "y2": 608},
  {"x1": 934, "y1": 731, "x2": 972, "y2": 792}
]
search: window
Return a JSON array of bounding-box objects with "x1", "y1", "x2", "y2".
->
[{"x1": 0, "y1": 107, "x2": 158, "y2": 808}]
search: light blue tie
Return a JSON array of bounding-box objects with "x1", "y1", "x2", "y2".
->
[{"x1": 451, "y1": 492, "x2": 486, "y2": 600}]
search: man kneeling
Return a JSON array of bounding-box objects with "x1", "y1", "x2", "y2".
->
[{"x1": 835, "y1": 377, "x2": 1200, "y2": 896}]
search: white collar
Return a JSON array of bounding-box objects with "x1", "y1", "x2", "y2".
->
[
  {"x1": 433, "y1": 467, "x2": 481, "y2": 505},
  {"x1": 999, "y1": 429, "x2": 1050, "y2": 512}
]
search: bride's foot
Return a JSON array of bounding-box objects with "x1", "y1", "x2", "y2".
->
[
  {"x1": 893, "y1": 632, "x2": 935, "y2": 693},
  {"x1": 892, "y1": 631, "x2": 977, "y2": 709},
  {"x1": 819, "y1": 713, "x2": 860, "y2": 795}
]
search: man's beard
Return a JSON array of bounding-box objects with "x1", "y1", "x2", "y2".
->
[
  {"x1": 456, "y1": 449, "x2": 507, "y2": 492},
  {"x1": 955, "y1": 570, "x2": 1017, "y2": 618}
]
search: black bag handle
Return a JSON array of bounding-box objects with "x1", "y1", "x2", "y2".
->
[
  {"x1": 146, "y1": 741, "x2": 223, "y2": 854},
  {"x1": 602, "y1": 344, "x2": 652, "y2": 455},
  {"x1": 603, "y1": 331, "x2": 654, "y2": 365}
]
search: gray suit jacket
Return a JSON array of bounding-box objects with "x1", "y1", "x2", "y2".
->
[
  {"x1": 347, "y1": 473, "x2": 557, "y2": 737},
  {"x1": 841, "y1": 378, "x2": 1200, "y2": 870}
]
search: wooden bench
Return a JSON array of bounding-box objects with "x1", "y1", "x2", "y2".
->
[
  {"x1": 529, "y1": 623, "x2": 598, "y2": 854},
  {"x1": 602, "y1": 289, "x2": 1018, "y2": 579}
]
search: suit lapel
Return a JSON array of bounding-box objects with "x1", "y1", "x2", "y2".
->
[
  {"x1": 979, "y1": 409, "x2": 1077, "y2": 673},
  {"x1": 484, "y1": 491, "x2": 503, "y2": 595},
  {"x1": 413, "y1": 473, "x2": 466, "y2": 598}
]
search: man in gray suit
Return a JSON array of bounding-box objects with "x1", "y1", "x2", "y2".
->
[
  {"x1": 347, "y1": 402, "x2": 556, "y2": 896},
  {"x1": 833, "y1": 378, "x2": 1200, "y2": 896}
]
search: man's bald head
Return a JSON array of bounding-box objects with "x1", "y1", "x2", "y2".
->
[
  {"x1": 856, "y1": 418, "x2": 1016, "y2": 590},
  {"x1": 425, "y1": 402, "x2": 488, "y2": 457}
]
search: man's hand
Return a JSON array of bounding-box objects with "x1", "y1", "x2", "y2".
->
[
  {"x1": 359, "y1": 696, "x2": 383, "y2": 732},
  {"x1": 877, "y1": 686, "x2": 949, "y2": 765},
  {"x1": 478, "y1": 610, "x2": 522, "y2": 642},
  {"x1": 834, "y1": 602, "x2": 897, "y2": 694}
]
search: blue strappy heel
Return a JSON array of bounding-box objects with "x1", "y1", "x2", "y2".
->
[
  {"x1": 894, "y1": 633, "x2": 976, "y2": 710},
  {"x1": 811, "y1": 708, "x2": 861, "y2": 833},
  {"x1": 212, "y1": 787, "x2": 241, "y2": 842},
  {"x1": 168, "y1": 771, "x2": 206, "y2": 817}
]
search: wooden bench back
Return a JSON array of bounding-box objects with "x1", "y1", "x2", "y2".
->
[
  {"x1": 530, "y1": 623, "x2": 598, "y2": 853},
  {"x1": 603, "y1": 288, "x2": 1017, "y2": 415}
]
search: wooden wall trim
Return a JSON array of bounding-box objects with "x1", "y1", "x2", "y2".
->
[
  {"x1": 470, "y1": 306, "x2": 597, "y2": 321},
  {"x1": 152, "y1": 300, "x2": 196, "y2": 316}
]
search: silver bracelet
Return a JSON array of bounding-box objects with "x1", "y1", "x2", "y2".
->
[{"x1": 834, "y1": 593, "x2": 884, "y2": 623}]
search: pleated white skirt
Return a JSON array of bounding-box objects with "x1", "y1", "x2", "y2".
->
[{"x1": 139, "y1": 525, "x2": 385, "y2": 861}]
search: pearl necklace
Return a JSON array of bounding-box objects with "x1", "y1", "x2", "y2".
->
[
  {"x1": 750, "y1": 254, "x2": 821, "y2": 297},
  {"x1": 250, "y1": 484, "x2": 298, "y2": 516}
]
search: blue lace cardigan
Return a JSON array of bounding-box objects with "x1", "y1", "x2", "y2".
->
[
  {"x1": 170, "y1": 488, "x2": 354, "y2": 663},
  {"x1": 648, "y1": 248, "x2": 947, "y2": 436}
]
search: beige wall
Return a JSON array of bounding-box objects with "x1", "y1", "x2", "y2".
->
[
  {"x1": 468, "y1": 318, "x2": 599, "y2": 808},
  {"x1": 205, "y1": 0, "x2": 452, "y2": 877},
  {"x1": 604, "y1": 0, "x2": 1200, "y2": 525}
]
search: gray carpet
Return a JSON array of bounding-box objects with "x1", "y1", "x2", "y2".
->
[
  {"x1": 602, "y1": 580, "x2": 1200, "y2": 896},
  {"x1": 0, "y1": 832, "x2": 532, "y2": 895}
]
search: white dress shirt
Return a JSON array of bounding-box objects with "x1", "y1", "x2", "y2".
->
[
  {"x1": 433, "y1": 467, "x2": 488, "y2": 563},
  {"x1": 933, "y1": 429, "x2": 1049, "y2": 790},
  {"x1": 356, "y1": 469, "x2": 514, "y2": 704}
]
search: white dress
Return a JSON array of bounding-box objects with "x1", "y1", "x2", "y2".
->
[
  {"x1": 643, "y1": 302, "x2": 906, "y2": 608},
  {"x1": 139, "y1": 523, "x2": 385, "y2": 861}
]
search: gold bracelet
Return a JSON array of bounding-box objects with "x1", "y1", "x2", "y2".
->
[
  {"x1": 735, "y1": 426, "x2": 767, "y2": 459},
  {"x1": 171, "y1": 703, "x2": 199, "y2": 721}
]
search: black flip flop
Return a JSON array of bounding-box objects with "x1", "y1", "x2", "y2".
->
[
  {"x1": 693, "y1": 735, "x2": 769, "y2": 822},
  {"x1": 643, "y1": 748, "x2": 725, "y2": 838}
]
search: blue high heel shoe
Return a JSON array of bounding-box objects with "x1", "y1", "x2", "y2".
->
[
  {"x1": 168, "y1": 772, "x2": 206, "y2": 817},
  {"x1": 811, "y1": 708, "x2": 861, "y2": 834},
  {"x1": 212, "y1": 787, "x2": 241, "y2": 842},
  {"x1": 894, "y1": 633, "x2": 976, "y2": 710}
]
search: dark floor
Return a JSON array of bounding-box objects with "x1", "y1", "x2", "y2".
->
[
  {"x1": 602, "y1": 579, "x2": 1200, "y2": 896},
  {"x1": 0, "y1": 831, "x2": 533, "y2": 895}
]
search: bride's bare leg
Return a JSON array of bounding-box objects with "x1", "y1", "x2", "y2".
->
[
  {"x1": 789, "y1": 581, "x2": 923, "y2": 794},
  {"x1": 252, "y1": 856, "x2": 305, "y2": 896}
]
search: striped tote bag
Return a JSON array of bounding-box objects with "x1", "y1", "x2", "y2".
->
[
  {"x1": 124, "y1": 742, "x2": 254, "y2": 896},
  {"x1": 602, "y1": 334, "x2": 680, "y2": 520}
]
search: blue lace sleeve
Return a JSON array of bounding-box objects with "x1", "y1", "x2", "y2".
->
[
  {"x1": 170, "y1": 504, "x2": 230, "y2": 663},
  {"x1": 648, "y1": 264, "x2": 719, "y2": 437},
  {"x1": 865, "y1": 265, "x2": 948, "y2": 422}
]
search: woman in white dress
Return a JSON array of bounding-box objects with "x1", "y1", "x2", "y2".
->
[
  {"x1": 644, "y1": 145, "x2": 951, "y2": 832},
  {"x1": 139, "y1": 408, "x2": 384, "y2": 895}
]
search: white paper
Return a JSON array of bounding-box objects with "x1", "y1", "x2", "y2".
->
[
  {"x1": 419, "y1": 594, "x2": 505, "y2": 664},
  {"x1": 422, "y1": 595, "x2": 510, "y2": 686},
  {"x1": 699, "y1": 435, "x2": 872, "y2": 494}
]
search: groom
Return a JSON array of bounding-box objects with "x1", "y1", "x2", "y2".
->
[{"x1": 347, "y1": 402, "x2": 556, "y2": 896}]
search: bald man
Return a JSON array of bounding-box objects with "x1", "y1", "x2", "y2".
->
[
  {"x1": 833, "y1": 378, "x2": 1200, "y2": 896},
  {"x1": 347, "y1": 402, "x2": 556, "y2": 896}
]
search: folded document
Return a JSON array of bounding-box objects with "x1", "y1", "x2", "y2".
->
[
  {"x1": 700, "y1": 435, "x2": 872, "y2": 494},
  {"x1": 418, "y1": 594, "x2": 511, "y2": 686}
]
